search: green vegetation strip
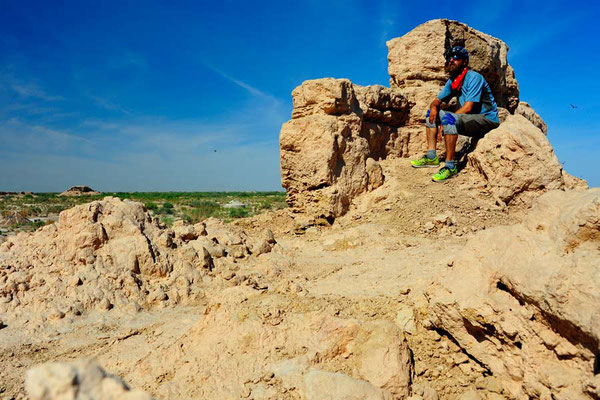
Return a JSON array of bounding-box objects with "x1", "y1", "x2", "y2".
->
[{"x1": 0, "y1": 192, "x2": 287, "y2": 231}]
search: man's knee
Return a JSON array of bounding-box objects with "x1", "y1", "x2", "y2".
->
[
  {"x1": 425, "y1": 114, "x2": 437, "y2": 128},
  {"x1": 440, "y1": 111, "x2": 459, "y2": 135}
]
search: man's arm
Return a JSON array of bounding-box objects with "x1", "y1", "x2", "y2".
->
[
  {"x1": 428, "y1": 98, "x2": 442, "y2": 124},
  {"x1": 455, "y1": 101, "x2": 474, "y2": 114}
]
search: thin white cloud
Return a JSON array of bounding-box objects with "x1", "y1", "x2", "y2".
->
[
  {"x1": 0, "y1": 60, "x2": 289, "y2": 191},
  {"x1": 377, "y1": 2, "x2": 407, "y2": 72},
  {"x1": 44, "y1": 91, "x2": 289, "y2": 164},
  {"x1": 3, "y1": 119, "x2": 92, "y2": 141},
  {"x1": 0, "y1": 103, "x2": 78, "y2": 122},
  {"x1": 202, "y1": 62, "x2": 280, "y2": 102},
  {"x1": 0, "y1": 91, "x2": 288, "y2": 190},
  {"x1": 10, "y1": 82, "x2": 64, "y2": 101},
  {"x1": 31, "y1": 124, "x2": 93, "y2": 145},
  {"x1": 0, "y1": 119, "x2": 95, "y2": 157},
  {"x1": 0, "y1": 139, "x2": 283, "y2": 192},
  {"x1": 78, "y1": 115, "x2": 275, "y2": 160},
  {"x1": 378, "y1": 1, "x2": 401, "y2": 45},
  {"x1": 90, "y1": 95, "x2": 131, "y2": 114},
  {"x1": 380, "y1": 17, "x2": 396, "y2": 40}
]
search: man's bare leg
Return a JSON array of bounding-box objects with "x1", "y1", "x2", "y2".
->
[
  {"x1": 444, "y1": 134, "x2": 458, "y2": 163},
  {"x1": 426, "y1": 127, "x2": 438, "y2": 151}
]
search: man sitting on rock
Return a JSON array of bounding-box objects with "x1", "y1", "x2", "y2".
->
[{"x1": 410, "y1": 46, "x2": 500, "y2": 181}]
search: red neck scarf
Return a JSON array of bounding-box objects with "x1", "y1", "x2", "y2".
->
[{"x1": 451, "y1": 67, "x2": 468, "y2": 92}]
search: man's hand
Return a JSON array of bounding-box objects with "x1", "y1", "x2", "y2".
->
[
  {"x1": 428, "y1": 98, "x2": 442, "y2": 124},
  {"x1": 427, "y1": 109, "x2": 437, "y2": 125}
]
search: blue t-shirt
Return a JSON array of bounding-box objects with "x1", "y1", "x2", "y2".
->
[{"x1": 437, "y1": 70, "x2": 499, "y2": 123}]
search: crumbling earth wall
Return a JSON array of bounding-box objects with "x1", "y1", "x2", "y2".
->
[{"x1": 280, "y1": 78, "x2": 411, "y2": 218}]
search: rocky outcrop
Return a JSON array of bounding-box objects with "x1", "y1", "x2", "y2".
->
[
  {"x1": 426, "y1": 189, "x2": 600, "y2": 399},
  {"x1": 0, "y1": 197, "x2": 276, "y2": 323},
  {"x1": 26, "y1": 359, "x2": 153, "y2": 400},
  {"x1": 279, "y1": 19, "x2": 587, "y2": 218},
  {"x1": 280, "y1": 78, "x2": 412, "y2": 218},
  {"x1": 467, "y1": 115, "x2": 565, "y2": 205},
  {"x1": 59, "y1": 185, "x2": 101, "y2": 196}
]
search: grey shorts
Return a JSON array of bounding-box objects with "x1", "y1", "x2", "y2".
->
[{"x1": 426, "y1": 110, "x2": 499, "y2": 137}]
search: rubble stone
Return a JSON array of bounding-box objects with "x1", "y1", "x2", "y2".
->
[
  {"x1": 468, "y1": 115, "x2": 565, "y2": 205},
  {"x1": 26, "y1": 359, "x2": 153, "y2": 400}
]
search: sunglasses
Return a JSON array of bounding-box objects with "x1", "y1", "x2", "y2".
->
[{"x1": 446, "y1": 54, "x2": 463, "y2": 61}]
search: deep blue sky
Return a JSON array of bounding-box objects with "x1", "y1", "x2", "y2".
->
[{"x1": 1, "y1": 0, "x2": 598, "y2": 191}]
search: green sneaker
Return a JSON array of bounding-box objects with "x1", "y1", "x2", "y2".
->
[
  {"x1": 432, "y1": 166, "x2": 458, "y2": 182},
  {"x1": 410, "y1": 154, "x2": 440, "y2": 168}
]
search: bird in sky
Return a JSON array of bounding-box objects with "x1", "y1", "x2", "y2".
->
[{"x1": 570, "y1": 104, "x2": 578, "y2": 109}]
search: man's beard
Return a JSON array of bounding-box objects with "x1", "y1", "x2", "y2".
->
[{"x1": 446, "y1": 62, "x2": 465, "y2": 79}]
